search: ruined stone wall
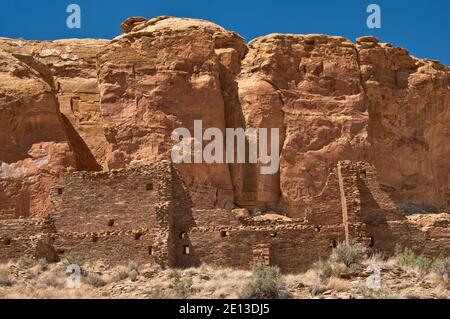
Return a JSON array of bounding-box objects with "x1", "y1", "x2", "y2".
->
[
  {"x1": 304, "y1": 169, "x2": 344, "y2": 225},
  {"x1": 0, "y1": 218, "x2": 56, "y2": 263},
  {"x1": 177, "y1": 222, "x2": 344, "y2": 273},
  {"x1": 337, "y1": 161, "x2": 450, "y2": 257},
  {"x1": 0, "y1": 179, "x2": 26, "y2": 220},
  {"x1": 50, "y1": 161, "x2": 180, "y2": 267},
  {"x1": 52, "y1": 230, "x2": 158, "y2": 266},
  {"x1": 2, "y1": 160, "x2": 448, "y2": 271},
  {"x1": 172, "y1": 160, "x2": 449, "y2": 272}
]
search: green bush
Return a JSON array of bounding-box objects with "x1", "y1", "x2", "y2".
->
[
  {"x1": 331, "y1": 241, "x2": 366, "y2": 267},
  {"x1": 170, "y1": 270, "x2": 193, "y2": 298},
  {"x1": 241, "y1": 264, "x2": 285, "y2": 299},
  {"x1": 397, "y1": 247, "x2": 432, "y2": 274}
]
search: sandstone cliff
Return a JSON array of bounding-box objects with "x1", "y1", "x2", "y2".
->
[
  {"x1": 0, "y1": 50, "x2": 76, "y2": 217},
  {"x1": 0, "y1": 37, "x2": 108, "y2": 169},
  {"x1": 0, "y1": 16, "x2": 448, "y2": 217},
  {"x1": 238, "y1": 33, "x2": 450, "y2": 216},
  {"x1": 97, "y1": 16, "x2": 247, "y2": 208}
]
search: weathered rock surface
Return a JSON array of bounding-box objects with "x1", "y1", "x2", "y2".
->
[
  {"x1": 357, "y1": 38, "x2": 450, "y2": 208},
  {"x1": 0, "y1": 38, "x2": 108, "y2": 169},
  {"x1": 0, "y1": 50, "x2": 76, "y2": 217},
  {"x1": 237, "y1": 33, "x2": 450, "y2": 215},
  {"x1": 97, "y1": 16, "x2": 247, "y2": 208},
  {"x1": 238, "y1": 34, "x2": 369, "y2": 215},
  {"x1": 0, "y1": 16, "x2": 449, "y2": 216}
]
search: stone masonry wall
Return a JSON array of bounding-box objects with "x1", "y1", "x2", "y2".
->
[
  {"x1": 174, "y1": 161, "x2": 449, "y2": 272},
  {"x1": 1, "y1": 160, "x2": 448, "y2": 272},
  {"x1": 338, "y1": 161, "x2": 450, "y2": 258},
  {"x1": 0, "y1": 218, "x2": 56, "y2": 263},
  {"x1": 50, "y1": 161, "x2": 180, "y2": 267},
  {"x1": 177, "y1": 223, "x2": 345, "y2": 273}
]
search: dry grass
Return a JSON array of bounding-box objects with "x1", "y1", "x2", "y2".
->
[
  {"x1": 0, "y1": 249, "x2": 449, "y2": 299},
  {"x1": 0, "y1": 285, "x2": 98, "y2": 299},
  {"x1": 180, "y1": 265, "x2": 252, "y2": 299},
  {"x1": 429, "y1": 271, "x2": 449, "y2": 289},
  {"x1": 430, "y1": 258, "x2": 450, "y2": 288},
  {"x1": 0, "y1": 264, "x2": 13, "y2": 287},
  {"x1": 296, "y1": 269, "x2": 318, "y2": 287},
  {"x1": 327, "y1": 277, "x2": 351, "y2": 292},
  {"x1": 83, "y1": 272, "x2": 107, "y2": 288}
]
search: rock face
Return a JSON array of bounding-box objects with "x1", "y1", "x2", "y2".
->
[
  {"x1": 356, "y1": 37, "x2": 450, "y2": 208},
  {"x1": 97, "y1": 16, "x2": 247, "y2": 208},
  {"x1": 0, "y1": 16, "x2": 449, "y2": 217},
  {"x1": 238, "y1": 34, "x2": 369, "y2": 215},
  {"x1": 0, "y1": 50, "x2": 76, "y2": 217},
  {"x1": 0, "y1": 51, "x2": 68, "y2": 164},
  {"x1": 0, "y1": 38, "x2": 108, "y2": 169},
  {"x1": 237, "y1": 34, "x2": 450, "y2": 216}
]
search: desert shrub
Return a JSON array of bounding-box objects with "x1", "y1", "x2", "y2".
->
[
  {"x1": 433, "y1": 258, "x2": 450, "y2": 276},
  {"x1": 241, "y1": 264, "x2": 285, "y2": 299},
  {"x1": 314, "y1": 260, "x2": 334, "y2": 281},
  {"x1": 110, "y1": 263, "x2": 140, "y2": 282},
  {"x1": 17, "y1": 256, "x2": 36, "y2": 269},
  {"x1": 129, "y1": 269, "x2": 139, "y2": 282},
  {"x1": 0, "y1": 267, "x2": 13, "y2": 287},
  {"x1": 432, "y1": 257, "x2": 450, "y2": 283},
  {"x1": 170, "y1": 270, "x2": 193, "y2": 298},
  {"x1": 331, "y1": 241, "x2": 366, "y2": 267},
  {"x1": 83, "y1": 272, "x2": 107, "y2": 288},
  {"x1": 128, "y1": 261, "x2": 139, "y2": 273},
  {"x1": 397, "y1": 247, "x2": 432, "y2": 274},
  {"x1": 113, "y1": 266, "x2": 129, "y2": 281}
]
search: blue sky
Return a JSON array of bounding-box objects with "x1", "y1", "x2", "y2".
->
[{"x1": 0, "y1": 0, "x2": 449, "y2": 64}]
